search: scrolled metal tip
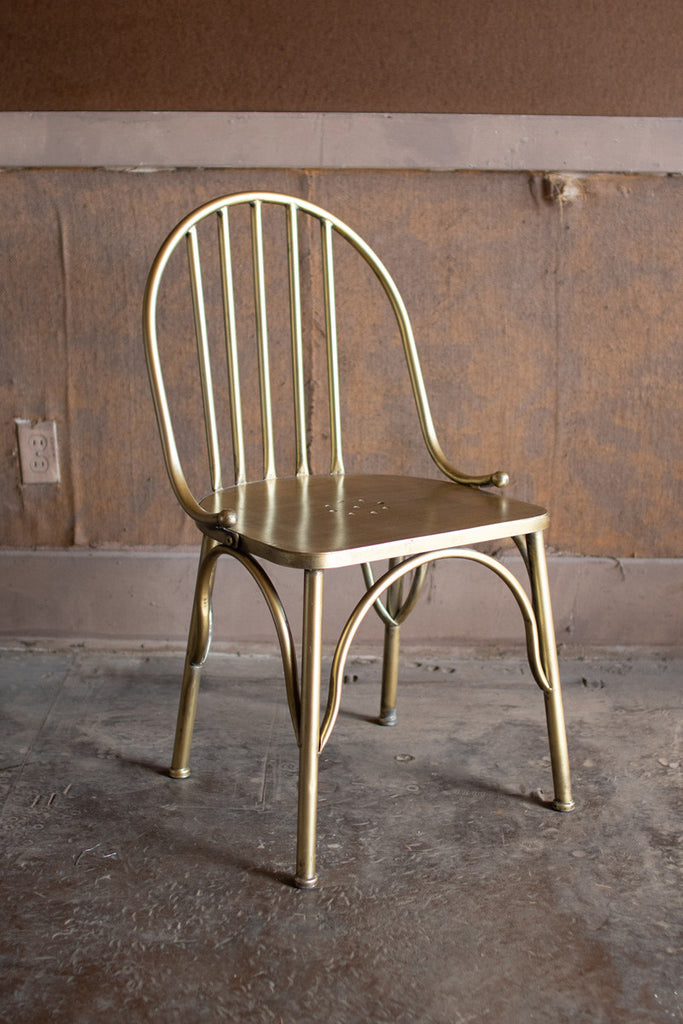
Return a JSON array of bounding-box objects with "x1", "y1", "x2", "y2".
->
[
  {"x1": 217, "y1": 509, "x2": 238, "y2": 527},
  {"x1": 491, "y1": 471, "x2": 509, "y2": 488}
]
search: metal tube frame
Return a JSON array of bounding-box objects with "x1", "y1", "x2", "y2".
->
[
  {"x1": 295, "y1": 569, "x2": 324, "y2": 888},
  {"x1": 321, "y1": 544, "x2": 558, "y2": 756},
  {"x1": 169, "y1": 540, "x2": 301, "y2": 781},
  {"x1": 362, "y1": 559, "x2": 430, "y2": 725},
  {"x1": 526, "y1": 532, "x2": 575, "y2": 811},
  {"x1": 170, "y1": 531, "x2": 573, "y2": 886},
  {"x1": 143, "y1": 192, "x2": 509, "y2": 544},
  {"x1": 217, "y1": 207, "x2": 247, "y2": 485},
  {"x1": 148, "y1": 193, "x2": 575, "y2": 888}
]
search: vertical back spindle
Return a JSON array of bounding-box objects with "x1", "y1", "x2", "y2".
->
[
  {"x1": 187, "y1": 226, "x2": 222, "y2": 492},
  {"x1": 321, "y1": 220, "x2": 345, "y2": 475},
  {"x1": 250, "y1": 201, "x2": 276, "y2": 480},
  {"x1": 217, "y1": 207, "x2": 247, "y2": 485},
  {"x1": 287, "y1": 203, "x2": 310, "y2": 477}
]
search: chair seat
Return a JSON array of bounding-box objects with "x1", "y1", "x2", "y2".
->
[{"x1": 200, "y1": 474, "x2": 548, "y2": 569}]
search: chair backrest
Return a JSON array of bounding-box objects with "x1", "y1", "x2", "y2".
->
[{"x1": 143, "y1": 192, "x2": 498, "y2": 529}]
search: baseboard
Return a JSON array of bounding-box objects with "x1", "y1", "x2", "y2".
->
[
  {"x1": 1, "y1": 113, "x2": 680, "y2": 172},
  {"x1": 0, "y1": 549, "x2": 680, "y2": 649}
]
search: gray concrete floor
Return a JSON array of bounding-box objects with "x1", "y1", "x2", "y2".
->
[{"x1": 1, "y1": 645, "x2": 681, "y2": 1024}]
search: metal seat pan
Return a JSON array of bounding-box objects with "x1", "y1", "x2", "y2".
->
[{"x1": 200, "y1": 474, "x2": 548, "y2": 569}]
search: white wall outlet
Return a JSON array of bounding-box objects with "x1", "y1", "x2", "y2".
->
[{"x1": 16, "y1": 419, "x2": 61, "y2": 484}]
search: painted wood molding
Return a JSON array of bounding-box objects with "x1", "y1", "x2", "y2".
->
[
  {"x1": 1, "y1": 113, "x2": 681, "y2": 172},
  {"x1": 0, "y1": 550, "x2": 680, "y2": 647}
]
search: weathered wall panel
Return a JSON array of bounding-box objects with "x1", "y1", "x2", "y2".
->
[
  {"x1": 1, "y1": 170, "x2": 681, "y2": 557},
  {"x1": 1, "y1": 0, "x2": 681, "y2": 115}
]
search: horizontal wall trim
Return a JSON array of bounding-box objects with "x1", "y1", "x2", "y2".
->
[
  {"x1": 0, "y1": 113, "x2": 681, "y2": 172},
  {"x1": 0, "y1": 550, "x2": 680, "y2": 649}
]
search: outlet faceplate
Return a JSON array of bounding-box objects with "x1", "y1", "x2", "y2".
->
[{"x1": 16, "y1": 419, "x2": 61, "y2": 484}]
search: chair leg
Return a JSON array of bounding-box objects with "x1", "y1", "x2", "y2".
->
[
  {"x1": 169, "y1": 536, "x2": 219, "y2": 780},
  {"x1": 378, "y1": 564, "x2": 404, "y2": 725},
  {"x1": 379, "y1": 623, "x2": 400, "y2": 725},
  {"x1": 526, "y1": 531, "x2": 575, "y2": 811},
  {"x1": 295, "y1": 569, "x2": 324, "y2": 889}
]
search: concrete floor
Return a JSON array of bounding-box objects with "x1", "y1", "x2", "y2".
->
[{"x1": 1, "y1": 645, "x2": 681, "y2": 1023}]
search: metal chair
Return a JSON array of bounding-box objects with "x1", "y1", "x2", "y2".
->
[{"x1": 143, "y1": 192, "x2": 574, "y2": 888}]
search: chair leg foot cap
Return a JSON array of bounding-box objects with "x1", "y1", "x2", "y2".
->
[
  {"x1": 552, "y1": 798, "x2": 575, "y2": 812},
  {"x1": 294, "y1": 874, "x2": 318, "y2": 890},
  {"x1": 378, "y1": 710, "x2": 397, "y2": 727},
  {"x1": 169, "y1": 767, "x2": 190, "y2": 779}
]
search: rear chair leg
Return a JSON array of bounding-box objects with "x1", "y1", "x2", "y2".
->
[
  {"x1": 379, "y1": 623, "x2": 400, "y2": 726},
  {"x1": 379, "y1": 566, "x2": 404, "y2": 725},
  {"x1": 169, "y1": 535, "x2": 219, "y2": 780},
  {"x1": 526, "y1": 531, "x2": 575, "y2": 811}
]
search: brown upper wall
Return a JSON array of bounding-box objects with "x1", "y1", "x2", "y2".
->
[{"x1": 1, "y1": 0, "x2": 681, "y2": 116}]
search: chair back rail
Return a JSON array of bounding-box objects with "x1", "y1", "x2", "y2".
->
[{"x1": 143, "y1": 192, "x2": 504, "y2": 531}]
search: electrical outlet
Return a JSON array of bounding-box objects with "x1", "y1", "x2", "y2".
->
[{"x1": 16, "y1": 419, "x2": 61, "y2": 484}]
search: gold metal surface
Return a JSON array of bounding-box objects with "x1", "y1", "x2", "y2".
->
[
  {"x1": 169, "y1": 537, "x2": 301, "y2": 781},
  {"x1": 379, "y1": 623, "x2": 401, "y2": 726},
  {"x1": 362, "y1": 558, "x2": 430, "y2": 725},
  {"x1": 321, "y1": 218, "x2": 345, "y2": 476},
  {"x1": 144, "y1": 191, "x2": 574, "y2": 886},
  {"x1": 198, "y1": 474, "x2": 548, "y2": 569},
  {"x1": 286, "y1": 203, "x2": 309, "y2": 478},
  {"x1": 143, "y1": 191, "x2": 508, "y2": 527},
  {"x1": 362, "y1": 560, "x2": 428, "y2": 629},
  {"x1": 527, "y1": 531, "x2": 575, "y2": 811},
  {"x1": 187, "y1": 227, "x2": 222, "y2": 492},
  {"x1": 320, "y1": 546, "x2": 555, "y2": 754},
  {"x1": 295, "y1": 569, "x2": 324, "y2": 889},
  {"x1": 250, "y1": 200, "x2": 276, "y2": 481},
  {"x1": 217, "y1": 207, "x2": 246, "y2": 485}
]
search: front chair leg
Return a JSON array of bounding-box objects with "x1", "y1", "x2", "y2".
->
[
  {"x1": 295, "y1": 569, "x2": 324, "y2": 889},
  {"x1": 526, "y1": 531, "x2": 575, "y2": 811},
  {"x1": 169, "y1": 535, "x2": 220, "y2": 779}
]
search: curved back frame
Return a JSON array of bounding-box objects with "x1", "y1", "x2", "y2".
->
[{"x1": 143, "y1": 192, "x2": 503, "y2": 533}]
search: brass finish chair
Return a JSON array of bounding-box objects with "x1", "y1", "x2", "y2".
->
[{"x1": 143, "y1": 192, "x2": 574, "y2": 888}]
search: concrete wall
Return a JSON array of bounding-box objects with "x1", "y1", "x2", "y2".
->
[
  {"x1": 3, "y1": 168, "x2": 681, "y2": 557},
  {"x1": 1, "y1": 166, "x2": 681, "y2": 646}
]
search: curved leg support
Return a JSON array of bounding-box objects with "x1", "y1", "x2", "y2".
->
[
  {"x1": 170, "y1": 538, "x2": 301, "y2": 779},
  {"x1": 513, "y1": 534, "x2": 530, "y2": 573},
  {"x1": 321, "y1": 547, "x2": 552, "y2": 752},
  {"x1": 170, "y1": 535, "x2": 220, "y2": 778},
  {"x1": 222, "y1": 548, "x2": 301, "y2": 741},
  {"x1": 526, "y1": 532, "x2": 575, "y2": 811}
]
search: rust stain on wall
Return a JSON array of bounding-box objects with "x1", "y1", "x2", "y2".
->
[{"x1": 0, "y1": 170, "x2": 681, "y2": 557}]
